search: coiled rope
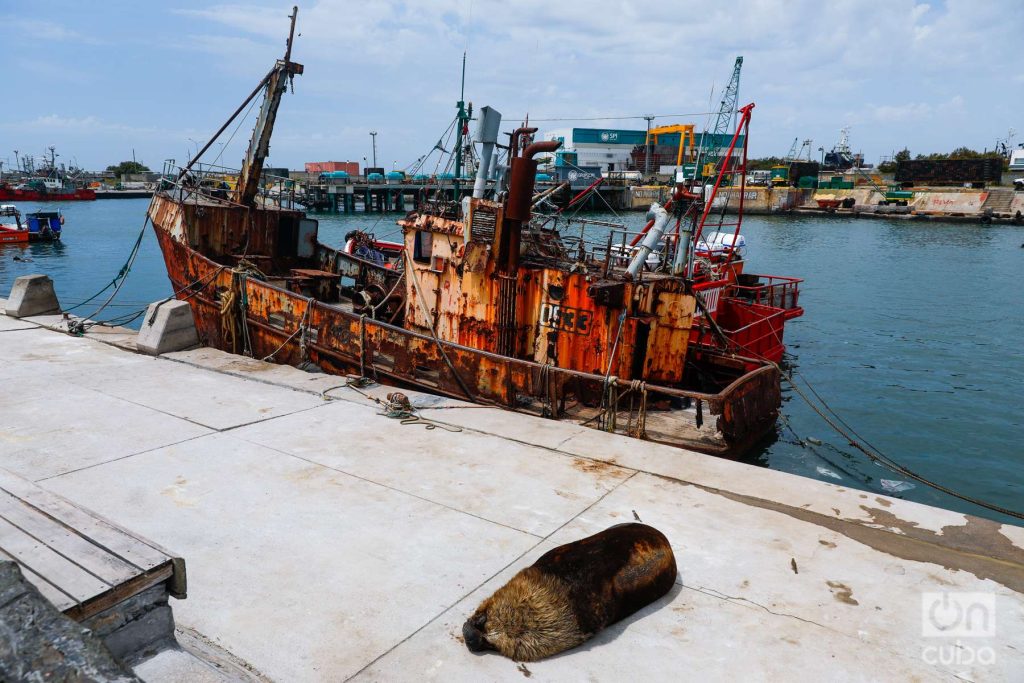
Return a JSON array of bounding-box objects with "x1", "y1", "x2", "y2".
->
[{"x1": 320, "y1": 378, "x2": 461, "y2": 432}]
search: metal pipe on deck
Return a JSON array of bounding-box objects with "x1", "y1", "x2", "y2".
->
[{"x1": 627, "y1": 202, "x2": 669, "y2": 277}]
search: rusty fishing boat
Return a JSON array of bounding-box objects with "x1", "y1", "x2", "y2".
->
[{"x1": 148, "y1": 9, "x2": 803, "y2": 457}]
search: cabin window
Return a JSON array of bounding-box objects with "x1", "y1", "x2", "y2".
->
[{"x1": 412, "y1": 230, "x2": 432, "y2": 264}]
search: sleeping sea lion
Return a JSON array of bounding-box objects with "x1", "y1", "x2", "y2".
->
[{"x1": 462, "y1": 523, "x2": 676, "y2": 661}]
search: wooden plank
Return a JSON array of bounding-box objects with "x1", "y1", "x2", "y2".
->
[
  {"x1": 64, "y1": 562, "x2": 173, "y2": 622},
  {"x1": 0, "y1": 488, "x2": 140, "y2": 586},
  {"x1": 0, "y1": 547, "x2": 74, "y2": 611},
  {"x1": 0, "y1": 517, "x2": 110, "y2": 604},
  {"x1": 0, "y1": 470, "x2": 172, "y2": 571}
]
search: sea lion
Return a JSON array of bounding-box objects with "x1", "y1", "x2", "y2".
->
[{"x1": 462, "y1": 523, "x2": 676, "y2": 661}]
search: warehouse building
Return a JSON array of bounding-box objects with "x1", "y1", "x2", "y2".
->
[{"x1": 543, "y1": 127, "x2": 745, "y2": 175}]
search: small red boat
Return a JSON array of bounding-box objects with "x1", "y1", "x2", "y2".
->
[
  {"x1": 0, "y1": 205, "x2": 64, "y2": 243},
  {"x1": 815, "y1": 195, "x2": 841, "y2": 209},
  {"x1": 0, "y1": 205, "x2": 28, "y2": 243}
]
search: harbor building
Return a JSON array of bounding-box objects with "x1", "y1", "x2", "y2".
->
[{"x1": 543, "y1": 127, "x2": 745, "y2": 175}]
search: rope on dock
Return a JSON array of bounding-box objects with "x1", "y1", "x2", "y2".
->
[{"x1": 320, "y1": 377, "x2": 462, "y2": 432}]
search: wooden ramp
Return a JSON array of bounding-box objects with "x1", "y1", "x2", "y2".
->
[{"x1": 0, "y1": 468, "x2": 185, "y2": 622}]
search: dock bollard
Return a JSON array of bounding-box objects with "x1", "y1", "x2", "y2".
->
[
  {"x1": 135, "y1": 300, "x2": 199, "y2": 356},
  {"x1": 5, "y1": 274, "x2": 61, "y2": 318}
]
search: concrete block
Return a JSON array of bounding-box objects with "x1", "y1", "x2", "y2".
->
[
  {"x1": 136, "y1": 300, "x2": 199, "y2": 356},
  {"x1": 5, "y1": 274, "x2": 61, "y2": 318}
]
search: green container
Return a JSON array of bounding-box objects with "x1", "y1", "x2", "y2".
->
[{"x1": 798, "y1": 176, "x2": 817, "y2": 188}]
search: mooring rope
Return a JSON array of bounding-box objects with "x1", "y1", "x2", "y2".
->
[
  {"x1": 724, "y1": 334, "x2": 1024, "y2": 520},
  {"x1": 320, "y1": 378, "x2": 462, "y2": 432}
]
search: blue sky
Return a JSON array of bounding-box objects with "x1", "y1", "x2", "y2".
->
[{"x1": 1, "y1": 0, "x2": 1021, "y2": 172}]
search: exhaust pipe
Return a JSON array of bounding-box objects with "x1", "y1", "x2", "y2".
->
[{"x1": 627, "y1": 202, "x2": 669, "y2": 277}]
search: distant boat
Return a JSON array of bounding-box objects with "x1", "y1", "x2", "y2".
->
[
  {"x1": 0, "y1": 178, "x2": 95, "y2": 202},
  {"x1": 0, "y1": 205, "x2": 63, "y2": 243},
  {"x1": 0, "y1": 147, "x2": 95, "y2": 201}
]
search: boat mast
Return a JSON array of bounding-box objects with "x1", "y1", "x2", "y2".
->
[
  {"x1": 453, "y1": 52, "x2": 468, "y2": 197},
  {"x1": 234, "y1": 6, "x2": 304, "y2": 207}
]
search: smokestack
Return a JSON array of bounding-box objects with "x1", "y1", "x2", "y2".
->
[{"x1": 472, "y1": 106, "x2": 502, "y2": 199}]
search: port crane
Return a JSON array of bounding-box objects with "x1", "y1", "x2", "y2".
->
[
  {"x1": 696, "y1": 56, "x2": 742, "y2": 181},
  {"x1": 785, "y1": 138, "x2": 813, "y2": 162},
  {"x1": 645, "y1": 123, "x2": 696, "y2": 168}
]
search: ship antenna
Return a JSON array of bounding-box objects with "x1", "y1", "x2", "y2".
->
[
  {"x1": 284, "y1": 5, "x2": 297, "y2": 63},
  {"x1": 454, "y1": 51, "x2": 469, "y2": 196}
]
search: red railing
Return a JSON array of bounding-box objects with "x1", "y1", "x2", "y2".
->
[
  {"x1": 732, "y1": 274, "x2": 802, "y2": 316},
  {"x1": 691, "y1": 298, "x2": 788, "y2": 364}
]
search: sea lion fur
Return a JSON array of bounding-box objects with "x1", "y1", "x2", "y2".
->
[{"x1": 463, "y1": 523, "x2": 676, "y2": 661}]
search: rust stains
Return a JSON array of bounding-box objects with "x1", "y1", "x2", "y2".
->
[
  {"x1": 688, "y1": 485, "x2": 1024, "y2": 593},
  {"x1": 825, "y1": 581, "x2": 859, "y2": 606}
]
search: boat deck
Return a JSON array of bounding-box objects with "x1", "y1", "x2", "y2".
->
[{"x1": 2, "y1": 302, "x2": 1022, "y2": 681}]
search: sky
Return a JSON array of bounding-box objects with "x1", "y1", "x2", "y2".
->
[{"x1": 1, "y1": 0, "x2": 1021, "y2": 172}]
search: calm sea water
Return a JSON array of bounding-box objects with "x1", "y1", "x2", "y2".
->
[{"x1": 2, "y1": 198, "x2": 1021, "y2": 523}]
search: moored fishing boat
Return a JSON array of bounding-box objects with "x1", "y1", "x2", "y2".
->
[
  {"x1": 0, "y1": 148, "x2": 95, "y2": 201},
  {"x1": 148, "y1": 9, "x2": 803, "y2": 457},
  {"x1": 0, "y1": 205, "x2": 63, "y2": 243}
]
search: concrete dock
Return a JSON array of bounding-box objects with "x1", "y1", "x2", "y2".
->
[{"x1": 1, "y1": 303, "x2": 1022, "y2": 681}]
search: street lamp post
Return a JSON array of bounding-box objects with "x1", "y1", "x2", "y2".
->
[
  {"x1": 643, "y1": 115, "x2": 655, "y2": 175},
  {"x1": 369, "y1": 131, "x2": 378, "y2": 169},
  {"x1": 818, "y1": 147, "x2": 825, "y2": 166}
]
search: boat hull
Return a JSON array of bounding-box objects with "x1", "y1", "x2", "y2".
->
[
  {"x1": 0, "y1": 229, "x2": 29, "y2": 244},
  {"x1": 0, "y1": 187, "x2": 95, "y2": 201},
  {"x1": 149, "y1": 194, "x2": 780, "y2": 457}
]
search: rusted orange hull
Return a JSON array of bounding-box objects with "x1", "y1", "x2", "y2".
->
[{"x1": 149, "y1": 195, "x2": 780, "y2": 457}]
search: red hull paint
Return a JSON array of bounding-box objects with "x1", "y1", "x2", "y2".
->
[
  {"x1": 0, "y1": 188, "x2": 96, "y2": 201},
  {"x1": 0, "y1": 228, "x2": 29, "y2": 243}
]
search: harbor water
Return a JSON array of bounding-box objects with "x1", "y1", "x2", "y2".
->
[{"x1": 1, "y1": 198, "x2": 1020, "y2": 523}]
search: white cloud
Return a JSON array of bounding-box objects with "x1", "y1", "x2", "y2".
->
[
  {"x1": 3, "y1": 18, "x2": 101, "y2": 44},
  {"x1": 4, "y1": 0, "x2": 1021, "y2": 167},
  {"x1": 871, "y1": 102, "x2": 933, "y2": 123}
]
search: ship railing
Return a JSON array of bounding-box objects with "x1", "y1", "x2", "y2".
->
[
  {"x1": 732, "y1": 274, "x2": 802, "y2": 311},
  {"x1": 171, "y1": 249, "x2": 780, "y2": 456},
  {"x1": 157, "y1": 161, "x2": 303, "y2": 210},
  {"x1": 581, "y1": 225, "x2": 685, "y2": 274}
]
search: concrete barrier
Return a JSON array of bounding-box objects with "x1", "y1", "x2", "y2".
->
[
  {"x1": 135, "y1": 300, "x2": 199, "y2": 356},
  {"x1": 5, "y1": 274, "x2": 61, "y2": 318},
  {"x1": 911, "y1": 191, "x2": 988, "y2": 214},
  {"x1": 1010, "y1": 194, "x2": 1024, "y2": 218}
]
